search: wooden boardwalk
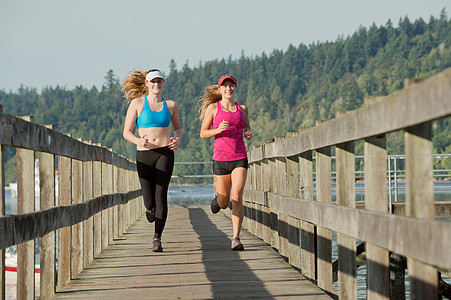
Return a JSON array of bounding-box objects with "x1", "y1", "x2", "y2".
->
[{"x1": 51, "y1": 205, "x2": 331, "y2": 299}]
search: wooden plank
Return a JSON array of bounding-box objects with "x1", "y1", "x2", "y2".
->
[
  {"x1": 57, "y1": 153, "x2": 71, "y2": 290},
  {"x1": 128, "y1": 169, "x2": 135, "y2": 225},
  {"x1": 299, "y1": 151, "x2": 315, "y2": 280},
  {"x1": 125, "y1": 170, "x2": 131, "y2": 229},
  {"x1": 276, "y1": 152, "x2": 289, "y2": 260},
  {"x1": 336, "y1": 140, "x2": 357, "y2": 299},
  {"x1": 316, "y1": 146, "x2": 333, "y2": 294},
  {"x1": 52, "y1": 206, "x2": 330, "y2": 299},
  {"x1": 39, "y1": 127, "x2": 56, "y2": 299},
  {"x1": 265, "y1": 192, "x2": 451, "y2": 270},
  {"x1": 119, "y1": 167, "x2": 127, "y2": 235},
  {"x1": 83, "y1": 157, "x2": 94, "y2": 267},
  {"x1": 71, "y1": 157, "x2": 83, "y2": 278},
  {"x1": 286, "y1": 155, "x2": 300, "y2": 269},
  {"x1": 268, "y1": 158, "x2": 279, "y2": 250},
  {"x1": 364, "y1": 136, "x2": 390, "y2": 299},
  {"x1": 93, "y1": 159, "x2": 102, "y2": 257},
  {"x1": 392, "y1": 201, "x2": 451, "y2": 217},
  {"x1": 0, "y1": 190, "x2": 141, "y2": 249},
  {"x1": 101, "y1": 162, "x2": 112, "y2": 248},
  {"x1": 0, "y1": 113, "x2": 136, "y2": 170},
  {"x1": 113, "y1": 165, "x2": 119, "y2": 239},
  {"x1": 16, "y1": 116, "x2": 35, "y2": 299},
  {"x1": 405, "y1": 123, "x2": 438, "y2": 299}
]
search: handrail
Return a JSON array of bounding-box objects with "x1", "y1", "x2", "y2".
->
[
  {"x1": 240, "y1": 68, "x2": 451, "y2": 299},
  {"x1": 0, "y1": 112, "x2": 143, "y2": 299}
]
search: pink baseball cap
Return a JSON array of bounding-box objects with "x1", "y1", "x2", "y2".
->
[{"x1": 218, "y1": 75, "x2": 237, "y2": 87}]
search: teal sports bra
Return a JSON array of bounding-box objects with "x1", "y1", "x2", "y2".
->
[{"x1": 136, "y1": 96, "x2": 171, "y2": 128}]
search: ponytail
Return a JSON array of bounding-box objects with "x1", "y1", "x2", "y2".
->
[
  {"x1": 122, "y1": 69, "x2": 148, "y2": 102},
  {"x1": 198, "y1": 85, "x2": 222, "y2": 120}
]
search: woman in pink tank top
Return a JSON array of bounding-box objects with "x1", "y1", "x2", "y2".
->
[{"x1": 199, "y1": 75, "x2": 253, "y2": 250}]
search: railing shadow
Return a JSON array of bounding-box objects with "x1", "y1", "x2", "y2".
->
[{"x1": 187, "y1": 207, "x2": 275, "y2": 298}]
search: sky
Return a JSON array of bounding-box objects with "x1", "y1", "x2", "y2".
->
[{"x1": 0, "y1": 0, "x2": 448, "y2": 92}]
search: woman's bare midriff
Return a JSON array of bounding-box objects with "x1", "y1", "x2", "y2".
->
[{"x1": 137, "y1": 127, "x2": 171, "y2": 150}]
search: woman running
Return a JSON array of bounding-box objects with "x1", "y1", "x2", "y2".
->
[
  {"x1": 122, "y1": 69, "x2": 182, "y2": 252},
  {"x1": 199, "y1": 75, "x2": 252, "y2": 250}
]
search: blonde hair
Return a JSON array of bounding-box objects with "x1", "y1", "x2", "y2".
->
[
  {"x1": 198, "y1": 85, "x2": 222, "y2": 120},
  {"x1": 122, "y1": 69, "x2": 149, "y2": 102}
]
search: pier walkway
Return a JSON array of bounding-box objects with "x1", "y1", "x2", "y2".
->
[{"x1": 51, "y1": 205, "x2": 330, "y2": 299}]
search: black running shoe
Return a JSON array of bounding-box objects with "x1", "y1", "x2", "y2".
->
[
  {"x1": 146, "y1": 207, "x2": 156, "y2": 223},
  {"x1": 152, "y1": 238, "x2": 163, "y2": 252},
  {"x1": 211, "y1": 196, "x2": 221, "y2": 214}
]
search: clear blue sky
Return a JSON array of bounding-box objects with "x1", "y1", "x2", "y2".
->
[{"x1": 0, "y1": 0, "x2": 448, "y2": 92}]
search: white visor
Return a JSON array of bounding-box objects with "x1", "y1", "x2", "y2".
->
[{"x1": 146, "y1": 70, "x2": 165, "y2": 81}]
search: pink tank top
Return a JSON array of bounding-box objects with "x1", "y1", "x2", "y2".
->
[{"x1": 212, "y1": 102, "x2": 247, "y2": 161}]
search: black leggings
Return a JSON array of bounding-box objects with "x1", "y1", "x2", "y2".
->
[{"x1": 136, "y1": 146, "x2": 174, "y2": 239}]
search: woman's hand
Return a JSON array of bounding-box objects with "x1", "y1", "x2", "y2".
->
[
  {"x1": 139, "y1": 135, "x2": 148, "y2": 147},
  {"x1": 217, "y1": 120, "x2": 229, "y2": 133},
  {"x1": 244, "y1": 130, "x2": 253, "y2": 140},
  {"x1": 169, "y1": 137, "x2": 180, "y2": 151}
]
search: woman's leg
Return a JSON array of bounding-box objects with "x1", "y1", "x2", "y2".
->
[
  {"x1": 214, "y1": 174, "x2": 232, "y2": 209},
  {"x1": 136, "y1": 152, "x2": 157, "y2": 211},
  {"x1": 152, "y1": 148, "x2": 174, "y2": 239},
  {"x1": 230, "y1": 167, "x2": 247, "y2": 239}
]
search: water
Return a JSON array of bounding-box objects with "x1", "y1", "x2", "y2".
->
[{"x1": 167, "y1": 184, "x2": 214, "y2": 206}]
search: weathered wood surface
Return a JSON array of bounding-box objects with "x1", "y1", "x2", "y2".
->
[
  {"x1": 51, "y1": 206, "x2": 330, "y2": 299},
  {"x1": 257, "y1": 191, "x2": 451, "y2": 270},
  {"x1": 0, "y1": 190, "x2": 141, "y2": 249},
  {"x1": 0, "y1": 112, "x2": 136, "y2": 170}
]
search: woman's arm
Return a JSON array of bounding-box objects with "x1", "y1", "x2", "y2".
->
[
  {"x1": 241, "y1": 104, "x2": 253, "y2": 140},
  {"x1": 167, "y1": 100, "x2": 182, "y2": 151},
  {"x1": 200, "y1": 104, "x2": 228, "y2": 139},
  {"x1": 123, "y1": 98, "x2": 148, "y2": 147}
]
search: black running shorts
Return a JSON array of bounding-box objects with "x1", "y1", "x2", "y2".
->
[{"x1": 213, "y1": 157, "x2": 248, "y2": 175}]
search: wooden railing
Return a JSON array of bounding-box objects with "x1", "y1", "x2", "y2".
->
[
  {"x1": 236, "y1": 68, "x2": 451, "y2": 299},
  {"x1": 0, "y1": 110, "x2": 144, "y2": 299}
]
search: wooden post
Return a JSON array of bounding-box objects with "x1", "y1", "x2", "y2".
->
[
  {"x1": 93, "y1": 153, "x2": 102, "y2": 257},
  {"x1": 405, "y1": 123, "x2": 438, "y2": 299},
  {"x1": 336, "y1": 140, "x2": 357, "y2": 299},
  {"x1": 128, "y1": 168, "x2": 135, "y2": 224},
  {"x1": 39, "y1": 125, "x2": 56, "y2": 299},
  {"x1": 365, "y1": 135, "x2": 390, "y2": 299},
  {"x1": 125, "y1": 169, "x2": 131, "y2": 229},
  {"x1": 261, "y1": 154, "x2": 271, "y2": 245},
  {"x1": 255, "y1": 160, "x2": 265, "y2": 240},
  {"x1": 118, "y1": 167, "x2": 126, "y2": 235},
  {"x1": 113, "y1": 165, "x2": 120, "y2": 239},
  {"x1": 102, "y1": 160, "x2": 112, "y2": 248},
  {"x1": 0, "y1": 105, "x2": 5, "y2": 300},
  {"x1": 100, "y1": 160, "x2": 108, "y2": 250},
  {"x1": 244, "y1": 162, "x2": 254, "y2": 234},
  {"x1": 300, "y1": 150, "x2": 315, "y2": 280},
  {"x1": 286, "y1": 153, "x2": 300, "y2": 269},
  {"x1": 57, "y1": 146, "x2": 71, "y2": 291},
  {"x1": 268, "y1": 155, "x2": 279, "y2": 250},
  {"x1": 316, "y1": 145, "x2": 333, "y2": 294},
  {"x1": 83, "y1": 142, "x2": 94, "y2": 267},
  {"x1": 71, "y1": 154, "x2": 83, "y2": 278},
  {"x1": 276, "y1": 143, "x2": 289, "y2": 260},
  {"x1": 16, "y1": 116, "x2": 35, "y2": 299}
]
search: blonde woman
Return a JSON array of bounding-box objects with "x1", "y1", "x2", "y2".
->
[
  {"x1": 199, "y1": 75, "x2": 252, "y2": 250},
  {"x1": 122, "y1": 69, "x2": 182, "y2": 252}
]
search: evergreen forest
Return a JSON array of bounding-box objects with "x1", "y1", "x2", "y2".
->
[{"x1": 1, "y1": 11, "x2": 450, "y2": 184}]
